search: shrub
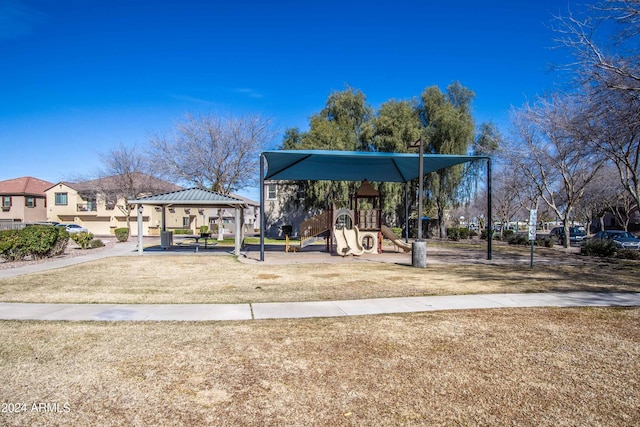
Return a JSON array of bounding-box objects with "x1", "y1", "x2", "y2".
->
[
  {"x1": 481, "y1": 229, "x2": 499, "y2": 240},
  {"x1": 536, "y1": 236, "x2": 553, "y2": 248},
  {"x1": 502, "y1": 229, "x2": 514, "y2": 240},
  {"x1": 173, "y1": 229, "x2": 192, "y2": 235},
  {"x1": 616, "y1": 249, "x2": 640, "y2": 260},
  {"x1": 89, "y1": 239, "x2": 105, "y2": 249},
  {"x1": 507, "y1": 234, "x2": 529, "y2": 246},
  {"x1": 70, "y1": 231, "x2": 94, "y2": 250},
  {"x1": 114, "y1": 227, "x2": 129, "y2": 242},
  {"x1": 581, "y1": 239, "x2": 616, "y2": 258},
  {"x1": 446, "y1": 227, "x2": 460, "y2": 241},
  {"x1": 0, "y1": 229, "x2": 22, "y2": 261},
  {"x1": 200, "y1": 225, "x2": 209, "y2": 234},
  {"x1": 0, "y1": 226, "x2": 68, "y2": 261}
]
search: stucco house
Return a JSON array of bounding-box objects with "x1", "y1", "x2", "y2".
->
[
  {"x1": 45, "y1": 173, "x2": 261, "y2": 236},
  {"x1": 0, "y1": 176, "x2": 54, "y2": 228},
  {"x1": 45, "y1": 173, "x2": 185, "y2": 236},
  {"x1": 263, "y1": 180, "x2": 318, "y2": 238}
]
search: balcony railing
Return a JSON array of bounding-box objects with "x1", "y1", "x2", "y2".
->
[{"x1": 77, "y1": 203, "x2": 97, "y2": 212}]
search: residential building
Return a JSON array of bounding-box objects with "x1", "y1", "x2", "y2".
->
[
  {"x1": 0, "y1": 176, "x2": 54, "y2": 228},
  {"x1": 208, "y1": 194, "x2": 260, "y2": 234},
  {"x1": 263, "y1": 181, "x2": 318, "y2": 238},
  {"x1": 45, "y1": 173, "x2": 184, "y2": 236}
]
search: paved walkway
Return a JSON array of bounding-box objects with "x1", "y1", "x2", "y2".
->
[
  {"x1": 1, "y1": 292, "x2": 639, "y2": 321},
  {"x1": 1, "y1": 239, "x2": 639, "y2": 321}
]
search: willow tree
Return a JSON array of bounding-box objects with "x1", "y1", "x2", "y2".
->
[
  {"x1": 362, "y1": 99, "x2": 422, "y2": 225},
  {"x1": 417, "y1": 82, "x2": 476, "y2": 238},
  {"x1": 280, "y1": 86, "x2": 373, "y2": 209}
]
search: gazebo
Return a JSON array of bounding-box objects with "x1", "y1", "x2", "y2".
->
[
  {"x1": 129, "y1": 188, "x2": 248, "y2": 255},
  {"x1": 259, "y1": 150, "x2": 492, "y2": 261}
]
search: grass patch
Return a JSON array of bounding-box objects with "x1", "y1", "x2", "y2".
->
[
  {"x1": 0, "y1": 255, "x2": 638, "y2": 304},
  {"x1": 1, "y1": 308, "x2": 638, "y2": 425}
]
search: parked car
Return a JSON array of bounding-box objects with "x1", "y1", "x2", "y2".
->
[
  {"x1": 550, "y1": 226, "x2": 586, "y2": 246},
  {"x1": 591, "y1": 230, "x2": 640, "y2": 250},
  {"x1": 57, "y1": 223, "x2": 88, "y2": 234}
]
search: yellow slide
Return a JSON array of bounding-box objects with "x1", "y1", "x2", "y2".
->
[
  {"x1": 333, "y1": 226, "x2": 365, "y2": 256},
  {"x1": 381, "y1": 225, "x2": 412, "y2": 252}
]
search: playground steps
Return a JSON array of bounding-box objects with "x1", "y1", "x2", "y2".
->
[{"x1": 300, "y1": 211, "x2": 331, "y2": 249}]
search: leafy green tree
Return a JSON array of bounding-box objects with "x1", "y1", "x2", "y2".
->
[
  {"x1": 280, "y1": 86, "x2": 373, "y2": 209},
  {"x1": 417, "y1": 82, "x2": 476, "y2": 237},
  {"x1": 364, "y1": 100, "x2": 422, "y2": 225}
]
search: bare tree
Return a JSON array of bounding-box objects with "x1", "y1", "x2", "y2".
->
[
  {"x1": 97, "y1": 144, "x2": 180, "y2": 231},
  {"x1": 149, "y1": 112, "x2": 275, "y2": 239},
  {"x1": 553, "y1": 0, "x2": 640, "y2": 92},
  {"x1": 579, "y1": 85, "x2": 640, "y2": 211},
  {"x1": 505, "y1": 95, "x2": 607, "y2": 248},
  {"x1": 149, "y1": 112, "x2": 275, "y2": 193},
  {"x1": 554, "y1": 1, "x2": 640, "y2": 210}
]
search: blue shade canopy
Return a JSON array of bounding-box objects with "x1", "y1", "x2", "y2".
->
[{"x1": 262, "y1": 150, "x2": 486, "y2": 183}]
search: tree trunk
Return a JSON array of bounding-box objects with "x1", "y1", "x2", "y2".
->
[
  {"x1": 217, "y1": 208, "x2": 224, "y2": 241},
  {"x1": 438, "y1": 205, "x2": 446, "y2": 239}
]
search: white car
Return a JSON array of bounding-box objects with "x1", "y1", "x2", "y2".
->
[{"x1": 58, "y1": 223, "x2": 88, "y2": 234}]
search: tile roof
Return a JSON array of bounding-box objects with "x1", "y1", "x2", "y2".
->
[
  {"x1": 51, "y1": 172, "x2": 183, "y2": 193},
  {"x1": 129, "y1": 188, "x2": 247, "y2": 206},
  {"x1": 0, "y1": 176, "x2": 54, "y2": 196}
]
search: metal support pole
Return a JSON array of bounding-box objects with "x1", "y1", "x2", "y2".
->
[
  {"x1": 417, "y1": 136, "x2": 424, "y2": 241},
  {"x1": 260, "y1": 154, "x2": 265, "y2": 262},
  {"x1": 487, "y1": 157, "x2": 493, "y2": 260},
  {"x1": 404, "y1": 182, "x2": 409, "y2": 243}
]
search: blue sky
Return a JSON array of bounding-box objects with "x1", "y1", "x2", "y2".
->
[{"x1": 1, "y1": 0, "x2": 573, "y2": 199}]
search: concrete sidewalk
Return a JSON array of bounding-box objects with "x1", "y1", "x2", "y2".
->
[
  {"x1": 1, "y1": 292, "x2": 639, "y2": 322},
  {"x1": 0, "y1": 241, "x2": 139, "y2": 279}
]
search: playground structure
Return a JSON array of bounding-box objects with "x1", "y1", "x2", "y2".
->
[{"x1": 293, "y1": 180, "x2": 411, "y2": 256}]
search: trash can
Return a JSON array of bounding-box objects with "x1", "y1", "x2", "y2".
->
[
  {"x1": 281, "y1": 225, "x2": 293, "y2": 237},
  {"x1": 160, "y1": 231, "x2": 173, "y2": 249},
  {"x1": 412, "y1": 240, "x2": 427, "y2": 268}
]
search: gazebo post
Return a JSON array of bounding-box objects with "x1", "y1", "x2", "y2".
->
[
  {"x1": 137, "y1": 204, "x2": 143, "y2": 255},
  {"x1": 234, "y1": 207, "x2": 241, "y2": 255}
]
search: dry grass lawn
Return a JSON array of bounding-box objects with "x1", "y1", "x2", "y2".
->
[
  {"x1": 0, "y1": 254, "x2": 638, "y2": 304},
  {"x1": 1, "y1": 308, "x2": 639, "y2": 426}
]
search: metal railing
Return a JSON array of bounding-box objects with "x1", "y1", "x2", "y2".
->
[
  {"x1": 300, "y1": 211, "x2": 331, "y2": 248},
  {"x1": 77, "y1": 203, "x2": 97, "y2": 212}
]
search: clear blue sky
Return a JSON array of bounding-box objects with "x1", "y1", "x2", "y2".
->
[{"x1": 1, "y1": 0, "x2": 573, "y2": 198}]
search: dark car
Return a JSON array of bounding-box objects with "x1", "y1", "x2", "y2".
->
[
  {"x1": 592, "y1": 230, "x2": 640, "y2": 250},
  {"x1": 550, "y1": 226, "x2": 586, "y2": 246}
]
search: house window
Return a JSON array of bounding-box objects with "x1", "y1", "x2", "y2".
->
[
  {"x1": 182, "y1": 217, "x2": 190, "y2": 228},
  {"x1": 55, "y1": 192, "x2": 68, "y2": 206},
  {"x1": 26, "y1": 197, "x2": 36, "y2": 207},
  {"x1": 2, "y1": 196, "x2": 11, "y2": 207},
  {"x1": 267, "y1": 183, "x2": 277, "y2": 200},
  {"x1": 105, "y1": 194, "x2": 116, "y2": 210}
]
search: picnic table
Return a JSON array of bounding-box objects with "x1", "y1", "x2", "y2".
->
[{"x1": 193, "y1": 232, "x2": 211, "y2": 248}]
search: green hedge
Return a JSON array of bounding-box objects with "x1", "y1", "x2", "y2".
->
[
  {"x1": 173, "y1": 229, "x2": 193, "y2": 235},
  {"x1": 114, "y1": 227, "x2": 129, "y2": 242},
  {"x1": 446, "y1": 227, "x2": 472, "y2": 241},
  {"x1": 0, "y1": 225, "x2": 69, "y2": 261},
  {"x1": 70, "y1": 231, "x2": 94, "y2": 249}
]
